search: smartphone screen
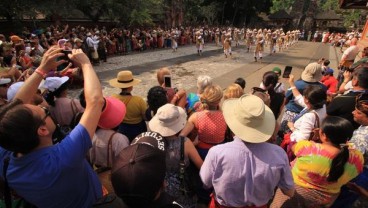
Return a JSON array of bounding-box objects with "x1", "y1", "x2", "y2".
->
[
  {"x1": 164, "y1": 75, "x2": 172, "y2": 88},
  {"x1": 282, "y1": 66, "x2": 293, "y2": 78}
]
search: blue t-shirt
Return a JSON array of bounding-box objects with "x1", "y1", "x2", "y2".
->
[
  {"x1": 285, "y1": 80, "x2": 327, "y2": 113},
  {"x1": 0, "y1": 124, "x2": 102, "y2": 208}
]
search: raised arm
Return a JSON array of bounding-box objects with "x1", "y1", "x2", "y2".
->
[
  {"x1": 68, "y1": 49, "x2": 104, "y2": 139},
  {"x1": 288, "y1": 75, "x2": 306, "y2": 107},
  {"x1": 14, "y1": 46, "x2": 65, "y2": 104}
]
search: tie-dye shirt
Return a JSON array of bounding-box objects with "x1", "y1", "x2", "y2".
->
[{"x1": 291, "y1": 140, "x2": 364, "y2": 194}]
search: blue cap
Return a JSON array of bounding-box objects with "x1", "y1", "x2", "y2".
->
[{"x1": 325, "y1": 68, "x2": 334, "y2": 75}]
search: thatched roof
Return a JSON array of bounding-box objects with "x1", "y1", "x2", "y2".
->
[
  {"x1": 268, "y1": 10, "x2": 292, "y2": 20},
  {"x1": 314, "y1": 11, "x2": 342, "y2": 20}
]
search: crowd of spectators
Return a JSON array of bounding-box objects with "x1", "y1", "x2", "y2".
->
[{"x1": 0, "y1": 24, "x2": 367, "y2": 208}]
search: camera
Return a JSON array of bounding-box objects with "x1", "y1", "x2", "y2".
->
[{"x1": 61, "y1": 50, "x2": 72, "y2": 61}]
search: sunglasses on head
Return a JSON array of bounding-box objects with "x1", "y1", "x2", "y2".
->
[{"x1": 252, "y1": 87, "x2": 267, "y2": 94}]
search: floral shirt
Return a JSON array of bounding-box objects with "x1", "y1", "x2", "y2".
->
[
  {"x1": 350, "y1": 125, "x2": 368, "y2": 168},
  {"x1": 292, "y1": 140, "x2": 364, "y2": 194}
]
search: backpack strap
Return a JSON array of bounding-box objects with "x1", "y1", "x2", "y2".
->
[
  {"x1": 179, "y1": 136, "x2": 186, "y2": 191},
  {"x1": 106, "y1": 132, "x2": 117, "y2": 168}
]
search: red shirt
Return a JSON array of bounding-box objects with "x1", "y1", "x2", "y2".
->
[{"x1": 321, "y1": 75, "x2": 338, "y2": 93}]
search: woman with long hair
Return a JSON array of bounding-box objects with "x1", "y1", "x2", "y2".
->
[{"x1": 271, "y1": 116, "x2": 364, "y2": 207}]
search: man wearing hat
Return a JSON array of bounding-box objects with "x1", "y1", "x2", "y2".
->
[
  {"x1": 200, "y1": 94, "x2": 295, "y2": 207},
  {"x1": 0, "y1": 78, "x2": 11, "y2": 106},
  {"x1": 111, "y1": 132, "x2": 182, "y2": 207},
  {"x1": 110, "y1": 70, "x2": 147, "y2": 141},
  {"x1": 0, "y1": 47, "x2": 105, "y2": 207}
]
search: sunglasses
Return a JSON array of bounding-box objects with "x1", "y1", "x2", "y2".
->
[{"x1": 40, "y1": 106, "x2": 51, "y2": 122}]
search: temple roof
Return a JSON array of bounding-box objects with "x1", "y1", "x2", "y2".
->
[
  {"x1": 268, "y1": 10, "x2": 292, "y2": 20},
  {"x1": 314, "y1": 11, "x2": 342, "y2": 20}
]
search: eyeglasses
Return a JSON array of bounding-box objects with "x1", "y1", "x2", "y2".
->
[{"x1": 40, "y1": 106, "x2": 51, "y2": 122}]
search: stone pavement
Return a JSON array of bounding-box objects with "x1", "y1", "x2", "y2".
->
[{"x1": 70, "y1": 41, "x2": 341, "y2": 99}]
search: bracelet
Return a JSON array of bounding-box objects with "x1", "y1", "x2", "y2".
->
[
  {"x1": 288, "y1": 87, "x2": 296, "y2": 90},
  {"x1": 35, "y1": 68, "x2": 47, "y2": 78}
]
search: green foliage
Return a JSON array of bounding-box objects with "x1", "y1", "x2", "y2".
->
[{"x1": 270, "y1": 0, "x2": 295, "y2": 13}]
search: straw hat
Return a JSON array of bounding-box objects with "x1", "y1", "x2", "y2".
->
[
  {"x1": 148, "y1": 104, "x2": 187, "y2": 137},
  {"x1": 222, "y1": 94, "x2": 275, "y2": 143},
  {"x1": 109, "y1": 70, "x2": 141, "y2": 89}
]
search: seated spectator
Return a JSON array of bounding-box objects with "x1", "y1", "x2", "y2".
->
[
  {"x1": 287, "y1": 85, "x2": 327, "y2": 143},
  {"x1": 331, "y1": 92, "x2": 368, "y2": 208},
  {"x1": 200, "y1": 94, "x2": 295, "y2": 207},
  {"x1": 180, "y1": 85, "x2": 226, "y2": 158},
  {"x1": 186, "y1": 75, "x2": 212, "y2": 115},
  {"x1": 109, "y1": 70, "x2": 147, "y2": 142},
  {"x1": 111, "y1": 132, "x2": 182, "y2": 207},
  {"x1": 156, "y1": 67, "x2": 187, "y2": 109},
  {"x1": 149, "y1": 104, "x2": 203, "y2": 207},
  {"x1": 223, "y1": 83, "x2": 243, "y2": 100},
  {"x1": 88, "y1": 97, "x2": 129, "y2": 194},
  {"x1": 321, "y1": 68, "x2": 338, "y2": 94},
  {"x1": 282, "y1": 62, "x2": 326, "y2": 132},
  {"x1": 234, "y1": 77, "x2": 246, "y2": 90},
  {"x1": 145, "y1": 86, "x2": 168, "y2": 121},
  {"x1": 42, "y1": 76, "x2": 84, "y2": 131},
  {"x1": 260, "y1": 67, "x2": 285, "y2": 94},
  {"x1": 0, "y1": 47, "x2": 106, "y2": 207},
  {"x1": 328, "y1": 67, "x2": 368, "y2": 129},
  {"x1": 261, "y1": 71, "x2": 285, "y2": 119},
  {"x1": 271, "y1": 116, "x2": 364, "y2": 208}
]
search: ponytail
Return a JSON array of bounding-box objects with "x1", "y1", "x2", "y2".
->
[{"x1": 327, "y1": 145, "x2": 349, "y2": 182}]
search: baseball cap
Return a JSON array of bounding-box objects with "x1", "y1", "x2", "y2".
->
[
  {"x1": 325, "y1": 68, "x2": 334, "y2": 75},
  {"x1": 272, "y1": 67, "x2": 282, "y2": 75},
  {"x1": 111, "y1": 132, "x2": 166, "y2": 207},
  {"x1": 0, "y1": 78, "x2": 11, "y2": 85},
  {"x1": 41, "y1": 76, "x2": 69, "y2": 92}
]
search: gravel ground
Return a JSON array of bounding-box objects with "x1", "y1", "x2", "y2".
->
[{"x1": 70, "y1": 42, "x2": 296, "y2": 99}]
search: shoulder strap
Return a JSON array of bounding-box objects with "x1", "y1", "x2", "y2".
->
[
  {"x1": 312, "y1": 111, "x2": 320, "y2": 128},
  {"x1": 107, "y1": 132, "x2": 118, "y2": 168},
  {"x1": 274, "y1": 83, "x2": 282, "y2": 91},
  {"x1": 179, "y1": 136, "x2": 185, "y2": 163},
  {"x1": 3, "y1": 157, "x2": 11, "y2": 208}
]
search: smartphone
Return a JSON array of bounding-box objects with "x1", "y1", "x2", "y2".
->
[
  {"x1": 61, "y1": 50, "x2": 72, "y2": 61},
  {"x1": 282, "y1": 66, "x2": 293, "y2": 78},
  {"x1": 164, "y1": 75, "x2": 172, "y2": 88}
]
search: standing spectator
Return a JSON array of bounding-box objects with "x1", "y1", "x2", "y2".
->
[
  {"x1": 200, "y1": 94, "x2": 295, "y2": 207},
  {"x1": 0, "y1": 47, "x2": 105, "y2": 207}
]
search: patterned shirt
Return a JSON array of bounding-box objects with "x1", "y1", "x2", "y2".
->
[
  {"x1": 292, "y1": 140, "x2": 364, "y2": 194},
  {"x1": 350, "y1": 125, "x2": 368, "y2": 168}
]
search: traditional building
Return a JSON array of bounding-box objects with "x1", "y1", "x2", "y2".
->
[{"x1": 268, "y1": 10, "x2": 292, "y2": 30}]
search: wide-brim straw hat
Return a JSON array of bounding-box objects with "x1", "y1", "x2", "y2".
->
[
  {"x1": 222, "y1": 94, "x2": 275, "y2": 143},
  {"x1": 109, "y1": 70, "x2": 141, "y2": 89}
]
